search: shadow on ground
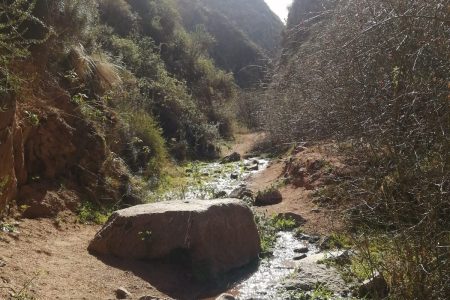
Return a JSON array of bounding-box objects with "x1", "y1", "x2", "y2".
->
[{"x1": 92, "y1": 252, "x2": 260, "y2": 300}]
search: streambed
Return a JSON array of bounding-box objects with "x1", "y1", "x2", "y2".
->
[{"x1": 158, "y1": 157, "x2": 350, "y2": 299}]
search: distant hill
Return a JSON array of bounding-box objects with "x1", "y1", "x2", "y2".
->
[
  {"x1": 197, "y1": 0, "x2": 284, "y2": 55},
  {"x1": 175, "y1": 0, "x2": 284, "y2": 87}
]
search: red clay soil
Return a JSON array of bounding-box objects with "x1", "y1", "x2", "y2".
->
[{"x1": 247, "y1": 143, "x2": 346, "y2": 235}]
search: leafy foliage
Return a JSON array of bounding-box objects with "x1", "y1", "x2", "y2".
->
[{"x1": 0, "y1": 0, "x2": 49, "y2": 93}]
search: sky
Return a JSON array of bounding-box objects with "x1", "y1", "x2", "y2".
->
[{"x1": 265, "y1": 0, "x2": 293, "y2": 23}]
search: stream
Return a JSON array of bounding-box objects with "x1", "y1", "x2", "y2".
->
[{"x1": 157, "y1": 156, "x2": 350, "y2": 299}]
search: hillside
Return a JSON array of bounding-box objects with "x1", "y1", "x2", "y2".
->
[
  {"x1": 0, "y1": 0, "x2": 279, "y2": 219},
  {"x1": 176, "y1": 0, "x2": 284, "y2": 87},
  {"x1": 197, "y1": 0, "x2": 283, "y2": 55}
]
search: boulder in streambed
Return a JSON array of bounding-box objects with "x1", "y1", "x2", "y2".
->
[
  {"x1": 88, "y1": 199, "x2": 260, "y2": 278},
  {"x1": 221, "y1": 152, "x2": 241, "y2": 164}
]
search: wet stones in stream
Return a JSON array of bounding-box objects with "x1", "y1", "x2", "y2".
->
[{"x1": 221, "y1": 152, "x2": 241, "y2": 164}]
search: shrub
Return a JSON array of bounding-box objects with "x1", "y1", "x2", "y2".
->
[
  {"x1": 98, "y1": 0, "x2": 137, "y2": 36},
  {"x1": 264, "y1": 0, "x2": 450, "y2": 298},
  {"x1": 125, "y1": 112, "x2": 168, "y2": 176},
  {"x1": 0, "y1": 0, "x2": 49, "y2": 93}
]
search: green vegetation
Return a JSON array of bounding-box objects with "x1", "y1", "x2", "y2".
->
[
  {"x1": 0, "y1": 222, "x2": 16, "y2": 233},
  {"x1": 255, "y1": 214, "x2": 299, "y2": 257},
  {"x1": 77, "y1": 201, "x2": 113, "y2": 225},
  {"x1": 0, "y1": 0, "x2": 50, "y2": 94},
  {"x1": 271, "y1": 215, "x2": 297, "y2": 231},
  {"x1": 282, "y1": 283, "x2": 335, "y2": 300}
]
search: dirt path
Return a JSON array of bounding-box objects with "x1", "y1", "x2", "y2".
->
[
  {"x1": 0, "y1": 217, "x2": 170, "y2": 299},
  {"x1": 223, "y1": 132, "x2": 265, "y2": 157}
]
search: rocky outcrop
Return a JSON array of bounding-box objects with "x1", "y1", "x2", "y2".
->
[
  {"x1": 0, "y1": 82, "x2": 136, "y2": 217},
  {"x1": 89, "y1": 199, "x2": 260, "y2": 278}
]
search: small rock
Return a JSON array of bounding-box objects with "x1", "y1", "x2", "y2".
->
[
  {"x1": 310, "y1": 208, "x2": 321, "y2": 213},
  {"x1": 115, "y1": 287, "x2": 132, "y2": 299},
  {"x1": 221, "y1": 152, "x2": 241, "y2": 164},
  {"x1": 229, "y1": 187, "x2": 254, "y2": 200},
  {"x1": 230, "y1": 173, "x2": 239, "y2": 180},
  {"x1": 298, "y1": 234, "x2": 320, "y2": 243},
  {"x1": 283, "y1": 279, "x2": 313, "y2": 291},
  {"x1": 358, "y1": 274, "x2": 389, "y2": 299},
  {"x1": 294, "y1": 247, "x2": 309, "y2": 254},
  {"x1": 293, "y1": 254, "x2": 307, "y2": 260},
  {"x1": 0, "y1": 259, "x2": 6, "y2": 267},
  {"x1": 245, "y1": 164, "x2": 259, "y2": 171},
  {"x1": 215, "y1": 293, "x2": 236, "y2": 300},
  {"x1": 255, "y1": 188, "x2": 282, "y2": 206},
  {"x1": 214, "y1": 191, "x2": 228, "y2": 198}
]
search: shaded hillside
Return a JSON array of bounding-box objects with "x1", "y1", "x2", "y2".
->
[
  {"x1": 198, "y1": 0, "x2": 284, "y2": 55},
  {"x1": 176, "y1": 0, "x2": 284, "y2": 87}
]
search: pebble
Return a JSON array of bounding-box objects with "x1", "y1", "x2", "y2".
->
[
  {"x1": 293, "y1": 254, "x2": 307, "y2": 260},
  {"x1": 294, "y1": 247, "x2": 309, "y2": 254}
]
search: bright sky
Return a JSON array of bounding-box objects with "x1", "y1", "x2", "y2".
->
[{"x1": 265, "y1": 0, "x2": 293, "y2": 23}]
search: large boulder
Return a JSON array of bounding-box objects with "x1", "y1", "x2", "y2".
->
[{"x1": 89, "y1": 199, "x2": 260, "y2": 278}]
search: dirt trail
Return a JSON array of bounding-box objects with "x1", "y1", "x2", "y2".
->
[{"x1": 0, "y1": 218, "x2": 168, "y2": 299}]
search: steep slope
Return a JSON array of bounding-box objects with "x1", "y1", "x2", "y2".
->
[
  {"x1": 176, "y1": 0, "x2": 284, "y2": 87},
  {"x1": 0, "y1": 0, "x2": 238, "y2": 218},
  {"x1": 198, "y1": 0, "x2": 284, "y2": 55}
]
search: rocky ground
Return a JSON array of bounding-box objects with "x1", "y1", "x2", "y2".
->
[{"x1": 0, "y1": 134, "x2": 353, "y2": 300}]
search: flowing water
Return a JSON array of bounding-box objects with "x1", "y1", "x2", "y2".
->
[
  {"x1": 233, "y1": 232, "x2": 315, "y2": 299},
  {"x1": 159, "y1": 157, "x2": 348, "y2": 299}
]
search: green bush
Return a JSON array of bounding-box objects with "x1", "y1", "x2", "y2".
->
[
  {"x1": 77, "y1": 201, "x2": 111, "y2": 225},
  {"x1": 0, "y1": 0, "x2": 49, "y2": 93},
  {"x1": 125, "y1": 112, "x2": 168, "y2": 176},
  {"x1": 98, "y1": 0, "x2": 137, "y2": 36}
]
